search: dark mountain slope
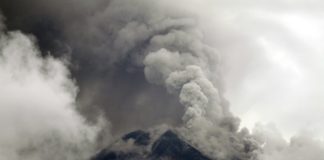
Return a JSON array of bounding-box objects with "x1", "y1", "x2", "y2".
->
[{"x1": 92, "y1": 130, "x2": 212, "y2": 160}]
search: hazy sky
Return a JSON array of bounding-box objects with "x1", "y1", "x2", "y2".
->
[{"x1": 196, "y1": 0, "x2": 324, "y2": 139}]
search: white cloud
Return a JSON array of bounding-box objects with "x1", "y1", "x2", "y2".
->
[
  {"x1": 253, "y1": 124, "x2": 324, "y2": 160},
  {"x1": 0, "y1": 30, "x2": 97, "y2": 159},
  {"x1": 198, "y1": 0, "x2": 324, "y2": 138}
]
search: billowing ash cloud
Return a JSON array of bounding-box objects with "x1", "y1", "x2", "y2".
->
[
  {"x1": 0, "y1": 16, "x2": 101, "y2": 160},
  {"x1": 0, "y1": 0, "x2": 184, "y2": 133},
  {"x1": 1, "y1": 0, "x2": 259, "y2": 159},
  {"x1": 1, "y1": 0, "x2": 324, "y2": 160},
  {"x1": 64, "y1": 1, "x2": 259, "y2": 158}
]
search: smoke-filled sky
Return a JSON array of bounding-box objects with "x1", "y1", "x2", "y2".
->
[
  {"x1": 1, "y1": 0, "x2": 324, "y2": 160},
  {"x1": 203, "y1": 0, "x2": 324, "y2": 139}
]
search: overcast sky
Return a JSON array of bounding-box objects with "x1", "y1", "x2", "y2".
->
[{"x1": 195, "y1": 0, "x2": 324, "y2": 139}]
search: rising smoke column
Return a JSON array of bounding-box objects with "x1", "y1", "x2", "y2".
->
[
  {"x1": 143, "y1": 31, "x2": 258, "y2": 160},
  {"x1": 67, "y1": 0, "x2": 260, "y2": 159}
]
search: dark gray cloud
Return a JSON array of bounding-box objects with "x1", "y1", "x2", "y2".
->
[{"x1": 0, "y1": 0, "x2": 184, "y2": 133}]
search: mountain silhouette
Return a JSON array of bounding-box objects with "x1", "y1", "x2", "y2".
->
[{"x1": 92, "y1": 129, "x2": 212, "y2": 160}]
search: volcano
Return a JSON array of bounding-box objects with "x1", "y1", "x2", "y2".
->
[{"x1": 92, "y1": 129, "x2": 212, "y2": 160}]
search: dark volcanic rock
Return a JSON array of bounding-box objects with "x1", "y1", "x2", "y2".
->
[
  {"x1": 92, "y1": 130, "x2": 212, "y2": 160},
  {"x1": 122, "y1": 130, "x2": 150, "y2": 146},
  {"x1": 149, "y1": 130, "x2": 210, "y2": 160},
  {"x1": 93, "y1": 150, "x2": 144, "y2": 160}
]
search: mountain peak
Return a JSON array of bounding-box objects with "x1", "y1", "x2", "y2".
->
[
  {"x1": 151, "y1": 130, "x2": 210, "y2": 160},
  {"x1": 92, "y1": 129, "x2": 212, "y2": 160}
]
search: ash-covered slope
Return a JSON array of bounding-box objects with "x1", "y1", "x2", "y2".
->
[{"x1": 92, "y1": 130, "x2": 212, "y2": 160}]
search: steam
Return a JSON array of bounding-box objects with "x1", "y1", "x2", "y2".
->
[{"x1": 0, "y1": 18, "x2": 99, "y2": 160}]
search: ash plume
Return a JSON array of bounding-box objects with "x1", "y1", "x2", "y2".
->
[
  {"x1": 1, "y1": 0, "x2": 324, "y2": 160},
  {"x1": 68, "y1": 1, "x2": 259, "y2": 158},
  {"x1": 1, "y1": 0, "x2": 258, "y2": 159}
]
